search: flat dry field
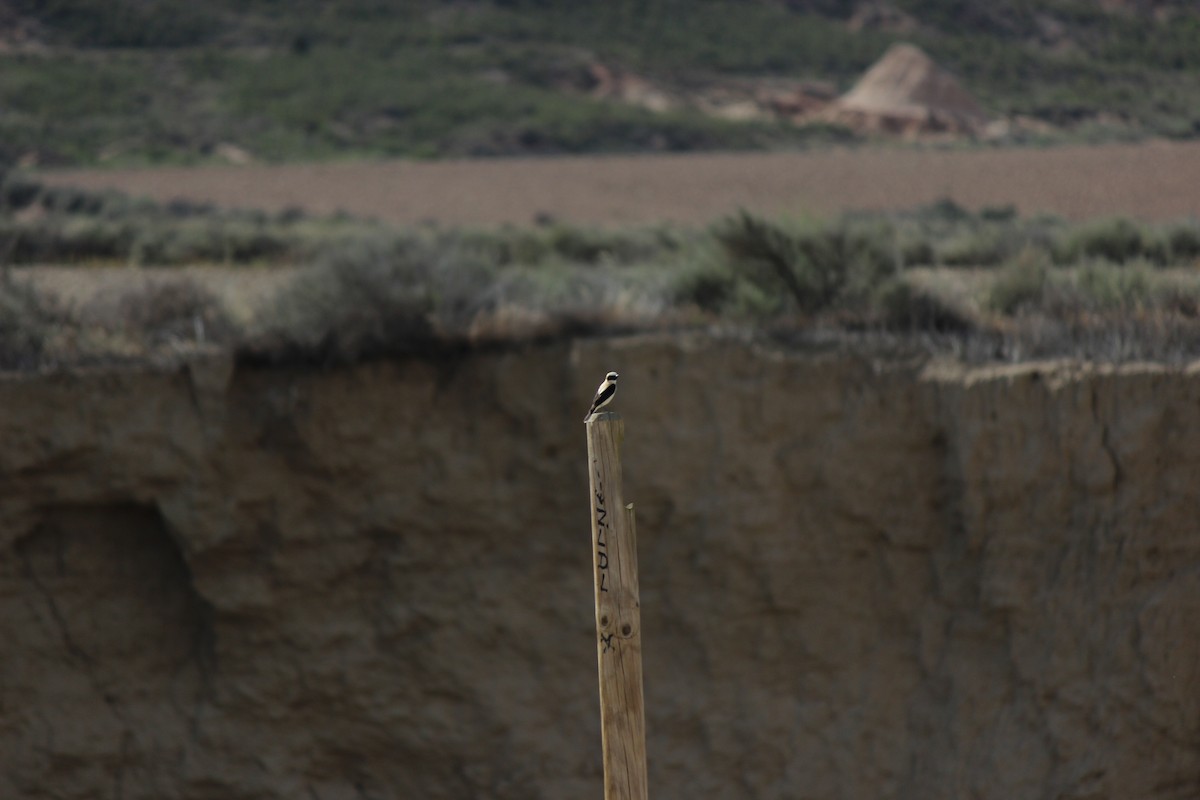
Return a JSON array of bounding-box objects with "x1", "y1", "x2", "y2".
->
[{"x1": 39, "y1": 140, "x2": 1200, "y2": 227}]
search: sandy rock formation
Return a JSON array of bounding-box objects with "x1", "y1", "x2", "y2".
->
[
  {"x1": 1, "y1": 336, "x2": 1198, "y2": 799},
  {"x1": 827, "y1": 43, "x2": 988, "y2": 137}
]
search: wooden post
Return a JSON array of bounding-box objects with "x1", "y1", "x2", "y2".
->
[{"x1": 586, "y1": 411, "x2": 649, "y2": 800}]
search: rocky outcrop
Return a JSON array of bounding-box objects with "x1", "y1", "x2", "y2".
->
[
  {"x1": 1, "y1": 336, "x2": 1198, "y2": 799},
  {"x1": 827, "y1": 43, "x2": 989, "y2": 137}
]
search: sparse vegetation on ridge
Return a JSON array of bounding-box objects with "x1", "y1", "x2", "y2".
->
[{"x1": 4, "y1": 174, "x2": 1200, "y2": 369}]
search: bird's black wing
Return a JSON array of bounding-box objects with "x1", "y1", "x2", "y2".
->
[{"x1": 585, "y1": 382, "x2": 617, "y2": 419}]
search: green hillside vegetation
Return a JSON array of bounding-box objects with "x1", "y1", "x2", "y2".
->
[
  {"x1": 2, "y1": 0, "x2": 1199, "y2": 165},
  {"x1": 4, "y1": 173, "x2": 1200, "y2": 368}
]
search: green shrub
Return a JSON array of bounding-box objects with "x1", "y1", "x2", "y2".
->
[
  {"x1": 1058, "y1": 217, "x2": 1149, "y2": 264},
  {"x1": 899, "y1": 238, "x2": 937, "y2": 268},
  {"x1": 988, "y1": 250, "x2": 1049, "y2": 314},
  {"x1": 979, "y1": 204, "x2": 1019, "y2": 222},
  {"x1": 716, "y1": 212, "x2": 828, "y2": 311},
  {"x1": 835, "y1": 220, "x2": 899, "y2": 299},
  {"x1": 671, "y1": 259, "x2": 737, "y2": 313},
  {"x1": 1, "y1": 174, "x2": 42, "y2": 211},
  {"x1": 0, "y1": 217, "x2": 139, "y2": 263},
  {"x1": 730, "y1": 276, "x2": 787, "y2": 318},
  {"x1": 460, "y1": 228, "x2": 552, "y2": 267},
  {"x1": 1065, "y1": 262, "x2": 1152, "y2": 311},
  {"x1": 874, "y1": 278, "x2": 975, "y2": 333},
  {"x1": 510, "y1": 223, "x2": 682, "y2": 266},
  {"x1": 543, "y1": 225, "x2": 620, "y2": 264},
  {"x1": 919, "y1": 198, "x2": 973, "y2": 224},
  {"x1": 1165, "y1": 224, "x2": 1200, "y2": 263},
  {"x1": 714, "y1": 211, "x2": 872, "y2": 313},
  {"x1": 938, "y1": 228, "x2": 1010, "y2": 267},
  {"x1": 26, "y1": 0, "x2": 222, "y2": 47}
]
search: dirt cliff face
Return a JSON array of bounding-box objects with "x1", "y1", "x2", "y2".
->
[{"x1": 2, "y1": 336, "x2": 1198, "y2": 800}]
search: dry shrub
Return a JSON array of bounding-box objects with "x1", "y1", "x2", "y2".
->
[
  {"x1": 255, "y1": 238, "x2": 447, "y2": 362},
  {"x1": 116, "y1": 280, "x2": 236, "y2": 346},
  {"x1": 0, "y1": 270, "x2": 65, "y2": 370},
  {"x1": 77, "y1": 278, "x2": 236, "y2": 351},
  {"x1": 997, "y1": 312, "x2": 1200, "y2": 363},
  {"x1": 468, "y1": 263, "x2": 668, "y2": 342}
]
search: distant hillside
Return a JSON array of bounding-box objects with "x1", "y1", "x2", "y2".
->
[{"x1": 2, "y1": 0, "x2": 1199, "y2": 165}]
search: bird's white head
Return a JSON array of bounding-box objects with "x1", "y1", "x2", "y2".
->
[{"x1": 606, "y1": 371, "x2": 619, "y2": 382}]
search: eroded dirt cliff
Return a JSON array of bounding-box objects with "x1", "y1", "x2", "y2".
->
[{"x1": 2, "y1": 335, "x2": 1198, "y2": 799}]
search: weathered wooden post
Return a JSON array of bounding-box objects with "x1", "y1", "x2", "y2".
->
[{"x1": 585, "y1": 411, "x2": 649, "y2": 800}]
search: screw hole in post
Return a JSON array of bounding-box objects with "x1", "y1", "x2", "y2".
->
[
  {"x1": 600, "y1": 615, "x2": 610, "y2": 627},
  {"x1": 621, "y1": 624, "x2": 632, "y2": 636}
]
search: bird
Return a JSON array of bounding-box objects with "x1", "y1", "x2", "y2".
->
[{"x1": 584, "y1": 371, "x2": 619, "y2": 421}]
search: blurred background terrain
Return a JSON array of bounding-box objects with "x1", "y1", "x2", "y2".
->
[{"x1": 1, "y1": 0, "x2": 1200, "y2": 166}]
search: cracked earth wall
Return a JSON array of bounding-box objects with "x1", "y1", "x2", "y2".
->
[{"x1": 1, "y1": 335, "x2": 1198, "y2": 800}]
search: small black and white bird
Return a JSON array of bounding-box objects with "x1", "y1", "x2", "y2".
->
[{"x1": 584, "y1": 371, "x2": 619, "y2": 421}]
